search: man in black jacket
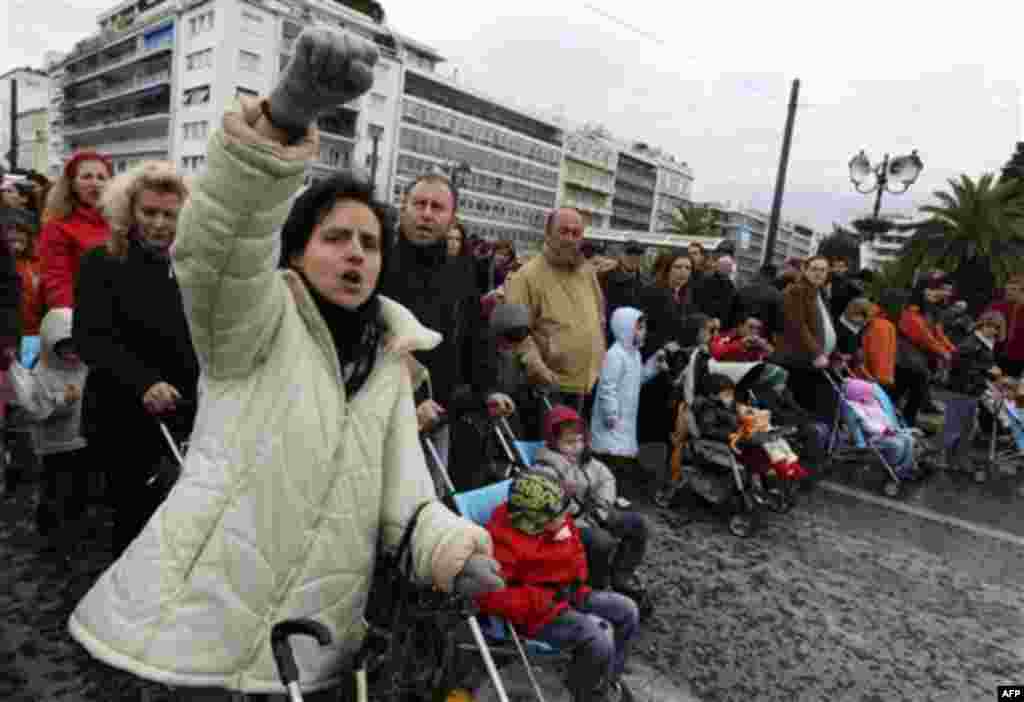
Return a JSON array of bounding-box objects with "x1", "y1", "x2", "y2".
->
[
  {"x1": 378, "y1": 174, "x2": 509, "y2": 481},
  {"x1": 602, "y1": 240, "x2": 653, "y2": 341}
]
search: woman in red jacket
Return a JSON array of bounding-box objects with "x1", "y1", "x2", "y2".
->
[
  {"x1": 37, "y1": 151, "x2": 112, "y2": 309},
  {"x1": 476, "y1": 472, "x2": 639, "y2": 702},
  {"x1": 987, "y1": 273, "x2": 1024, "y2": 377}
]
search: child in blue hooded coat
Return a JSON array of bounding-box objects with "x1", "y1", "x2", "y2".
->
[{"x1": 591, "y1": 307, "x2": 669, "y2": 490}]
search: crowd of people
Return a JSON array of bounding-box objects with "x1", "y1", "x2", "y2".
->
[{"x1": 1, "y1": 26, "x2": 1023, "y2": 702}]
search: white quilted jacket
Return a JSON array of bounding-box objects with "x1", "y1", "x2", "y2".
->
[{"x1": 68, "y1": 100, "x2": 489, "y2": 694}]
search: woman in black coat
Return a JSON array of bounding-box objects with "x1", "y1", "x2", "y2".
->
[{"x1": 74, "y1": 162, "x2": 198, "y2": 557}]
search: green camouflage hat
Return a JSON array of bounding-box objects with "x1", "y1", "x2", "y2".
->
[{"x1": 507, "y1": 473, "x2": 566, "y2": 535}]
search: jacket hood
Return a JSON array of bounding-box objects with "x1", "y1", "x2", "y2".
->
[
  {"x1": 40, "y1": 307, "x2": 73, "y2": 355},
  {"x1": 543, "y1": 404, "x2": 585, "y2": 446},
  {"x1": 609, "y1": 306, "x2": 643, "y2": 349}
]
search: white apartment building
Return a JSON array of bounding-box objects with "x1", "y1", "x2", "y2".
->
[
  {"x1": 858, "y1": 212, "x2": 915, "y2": 271},
  {"x1": 52, "y1": 0, "x2": 436, "y2": 197},
  {"x1": 652, "y1": 156, "x2": 693, "y2": 227},
  {"x1": 0, "y1": 67, "x2": 52, "y2": 173},
  {"x1": 709, "y1": 203, "x2": 819, "y2": 283},
  {"x1": 393, "y1": 66, "x2": 564, "y2": 250}
]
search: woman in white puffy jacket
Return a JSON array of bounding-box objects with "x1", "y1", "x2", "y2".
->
[{"x1": 67, "y1": 28, "x2": 503, "y2": 701}]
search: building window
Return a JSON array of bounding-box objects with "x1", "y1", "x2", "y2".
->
[
  {"x1": 188, "y1": 10, "x2": 215, "y2": 37},
  {"x1": 236, "y1": 87, "x2": 258, "y2": 99},
  {"x1": 183, "y1": 85, "x2": 211, "y2": 106},
  {"x1": 239, "y1": 50, "x2": 261, "y2": 72},
  {"x1": 241, "y1": 10, "x2": 265, "y2": 35},
  {"x1": 185, "y1": 48, "x2": 213, "y2": 71},
  {"x1": 183, "y1": 120, "x2": 209, "y2": 140},
  {"x1": 143, "y1": 24, "x2": 175, "y2": 51},
  {"x1": 181, "y1": 155, "x2": 207, "y2": 172}
]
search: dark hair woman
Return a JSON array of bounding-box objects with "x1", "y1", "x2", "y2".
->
[
  {"x1": 773, "y1": 255, "x2": 838, "y2": 423},
  {"x1": 68, "y1": 28, "x2": 501, "y2": 701}
]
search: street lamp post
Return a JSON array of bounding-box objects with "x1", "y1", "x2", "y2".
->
[
  {"x1": 367, "y1": 123, "x2": 384, "y2": 197},
  {"x1": 848, "y1": 149, "x2": 924, "y2": 221}
]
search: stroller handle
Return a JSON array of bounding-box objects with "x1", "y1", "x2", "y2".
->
[{"x1": 271, "y1": 619, "x2": 332, "y2": 688}]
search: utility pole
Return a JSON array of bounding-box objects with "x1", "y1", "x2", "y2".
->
[
  {"x1": 764, "y1": 78, "x2": 800, "y2": 266},
  {"x1": 6, "y1": 77, "x2": 18, "y2": 171}
]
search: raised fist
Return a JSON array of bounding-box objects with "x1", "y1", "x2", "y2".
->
[{"x1": 269, "y1": 26, "x2": 379, "y2": 137}]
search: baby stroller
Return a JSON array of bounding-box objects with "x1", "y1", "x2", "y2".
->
[
  {"x1": 490, "y1": 393, "x2": 656, "y2": 620},
  {"x1": 821, "y1": 367, "x2": 926, "y2": 498},
  {"x1": 943, "y1": 379, "x2": 1024, "y2": 484},
  {"x1": 663, "y1": 345, "x2": 803, "y2": 537}
]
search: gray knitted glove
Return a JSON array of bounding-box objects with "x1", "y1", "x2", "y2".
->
[
  {"x1": 453, "y1": 555, "x2": 506, "y2": 598},
  {"x1": 268, "y1": 26, "x2": 379, "y2": 137}
]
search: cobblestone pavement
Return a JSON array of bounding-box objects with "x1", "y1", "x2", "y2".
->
[{"x1": 4, "y1": 459, "x2": 1024, "y2": 701}]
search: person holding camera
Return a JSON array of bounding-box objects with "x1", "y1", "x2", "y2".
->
[{"x1": 710, "y1": 316, "x2": 774, "y2": 363}]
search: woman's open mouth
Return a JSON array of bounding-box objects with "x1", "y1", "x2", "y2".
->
[{"x1": 341, "y1": 270, "x2": 363, "y2": 292}]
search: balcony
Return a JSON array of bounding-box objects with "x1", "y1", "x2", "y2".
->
[
  {"x1": 562, "y1": 192, "x2": 612, "y2": 216},
  {"x1": 66, "y1": 69, "x2": 171, "y2": 110},
  {"x1": 564, "y1": 171, "x2": 614, "y2": 195},
  {"x1": 63, "y1": 32, "x2": 173, "y2": 88},
  {"x1": 614, "y1": 169, "x2": 656, "y2": 192},
  {"x1": 64, "y1": 111, "x2": 170, "y2": 140},
  {"x1": 63, "y1": 87, "x2": 171, "y2": 141},
  {"x1": 64, "y1": 5, "x2": 176, "y2": 64}
]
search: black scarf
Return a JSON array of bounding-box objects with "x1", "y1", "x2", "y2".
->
[{"x1": 298, "y1": 271, "x2": 382, "y2": 398}]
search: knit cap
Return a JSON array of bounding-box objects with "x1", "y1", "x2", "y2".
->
[{"x1": 507, "y1": 472, "x2": 567, "y2": 535}]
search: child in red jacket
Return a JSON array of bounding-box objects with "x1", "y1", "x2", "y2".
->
[
  {"x1": 476, "y1": 472, "x2": 639, "y2": 702},
  {"x1": 711, "y1": 316, "x2": 774, "y2": 362}
]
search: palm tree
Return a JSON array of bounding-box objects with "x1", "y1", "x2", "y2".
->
[
  {"x1": 660, "y1": 203, "x2": 719, "y2": 239},
  {"x1": 898, "y1": 173, "x2": 1024, "y2": 311}
]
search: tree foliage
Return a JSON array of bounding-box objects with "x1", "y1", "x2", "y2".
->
[
  {"x1": 1001, "y1": 141, "x2": 1024, "y2": 184},
  {"x1": 661, "y1": 204, "x2": 719, "y2": 240},
  {"x1": 898, "y1": 173, "x2": 1024, "y2": 286}
]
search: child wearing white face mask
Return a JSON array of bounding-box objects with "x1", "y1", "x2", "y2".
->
[{"x1": 532, "y1": 404, "x2": 651, "y2": 600}]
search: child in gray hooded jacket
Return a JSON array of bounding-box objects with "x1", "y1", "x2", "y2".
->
[{"x1": 9, "y1": 307, "x2": 89, "y2": 555}]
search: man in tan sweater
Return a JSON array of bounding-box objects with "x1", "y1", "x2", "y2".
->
[{"x1": 504, "y1": 207, "x2": 606, "y2": 420}]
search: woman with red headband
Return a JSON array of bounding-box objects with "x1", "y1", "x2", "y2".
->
[{"x1": 37, "y1": 151, "x2": 112, "y2": 309}]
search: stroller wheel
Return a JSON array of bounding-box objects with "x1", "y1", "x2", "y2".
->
[
  {"x1": 728, "y1": 512, "x2": 756, "y2": 538},
  {"x1": 882, "y1": 480, "x2": 902, "y2": 499}
]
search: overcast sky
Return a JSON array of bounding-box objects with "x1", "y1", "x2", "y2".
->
[{"x1": 4, "y1": 0, "x2": 1022, "y2": 230}]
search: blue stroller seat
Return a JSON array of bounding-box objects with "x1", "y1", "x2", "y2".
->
[
  {"x1": 513, "y1": 440, "x2": 544, "y2": 468},
  {"x1": 453, "y1": 480, "x2": 559, "y2": 656}
]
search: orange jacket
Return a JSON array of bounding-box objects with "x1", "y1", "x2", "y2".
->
[
  {"x1": 898, "y1": 305, "x2": 955, "y2": 358},
  {"x1": 861, "y1": 312, "x2": 896, "y2": 386}
]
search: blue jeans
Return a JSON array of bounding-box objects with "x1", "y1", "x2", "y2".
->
[{"x1": 533, "y1": 590, "x2": 639, "y2": 696}]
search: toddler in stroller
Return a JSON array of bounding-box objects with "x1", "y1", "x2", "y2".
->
[
  {"x1": 531, "y1": 403, "x2": 652, "y2": 616},
  {"x1": 843, "y1": 378, "x2": 922, "y2": 483},
  {"x1": 683, "y1": 373, "x2": 806, "y2": 536}
]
